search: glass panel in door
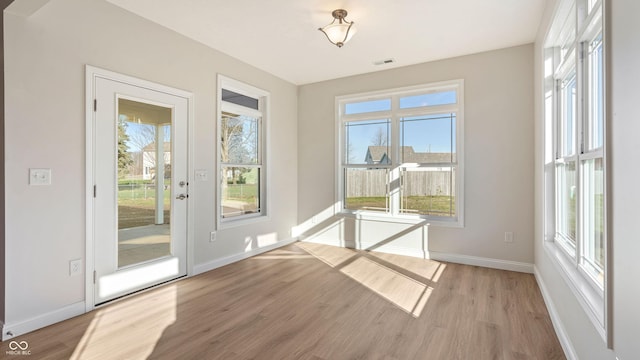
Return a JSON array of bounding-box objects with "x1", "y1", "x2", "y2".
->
[{"x1": 117, "y1": 98, "x2": 172, "y2": 268}]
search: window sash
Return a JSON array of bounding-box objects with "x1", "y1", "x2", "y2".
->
[
  {"x1": 558, "y1": 72, "x2": 577, "y2": 157},
  {"x1": 555, "y1": 159, "x2": 577, "y2": 251},
  {"x1": 400, "y1": 166, "x2": 456, "y2": 218},
  {"x1": 585, "y1": 34, "x2": 604, "y2": 151},
  {"x1": 220, "y1": 113, "x2": 261, "y2": 166},
  {"x1": 343, "y1": 168, "x2": 389, "y2": 213},
  {"x1": 221, "y1": 166, "x2": 261, "y2": 219}
]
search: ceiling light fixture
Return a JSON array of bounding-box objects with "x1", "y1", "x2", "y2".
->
[{"x1": 318, "y1": 9, "x2": 356, "y2": 48}]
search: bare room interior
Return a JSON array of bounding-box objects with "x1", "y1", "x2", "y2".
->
[{"x1": 1, "y1": 0, "x2": 639, "y2": 359}]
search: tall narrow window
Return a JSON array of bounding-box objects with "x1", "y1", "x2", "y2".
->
[
  {"x1": 218, "y1": 76, "x2": 269, "y2": 223},
  {"x1": 338, "y1": 80, "x2": 464, "y2": 226},
  {"x1": 544, "y1": 0, "x2": 606, "y2": 339}
]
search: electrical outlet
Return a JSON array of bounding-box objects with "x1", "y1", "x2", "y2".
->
[
  {"x1": 210, "y1": 231, "x2": 216, "y2": 242},
  {"x1": 504, "y1": 232, "x2": 514, "y2": 243},
  {"x1": 69, "y1": 259, "x2": 82, "y2": 276}
]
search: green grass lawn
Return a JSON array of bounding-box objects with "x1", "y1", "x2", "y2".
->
[
  {"x1": 118, "y1": 186, "x2": 170, "y2": 229},
  {"x1": 118, "y1": 186, "x2": 171, "y2": 209}
]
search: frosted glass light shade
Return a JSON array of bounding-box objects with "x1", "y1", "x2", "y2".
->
[{"x1": 319, "y1": 9, "x2": 356, "y2": 48}]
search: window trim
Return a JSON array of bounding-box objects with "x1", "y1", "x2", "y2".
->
[
  {"x1": 335, "y1": 79, "x2": 464, "y2": 227},
  {"x1": 216, "y1": 75, "x2": 270, "y2": 229}
]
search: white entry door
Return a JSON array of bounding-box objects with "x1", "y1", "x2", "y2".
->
[{"x1": 89, "y1": 70, "x2": 189, "y2": 305}]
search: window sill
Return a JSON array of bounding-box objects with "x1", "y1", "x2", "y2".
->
[
  {"x1": 338, "y1": 211, "x2": 463, "y2": 228},
  {"x1": 219, "y1": 213, "x2": 269, "y2": 230},
  {"x1": 543, "y1": 239, "x2": 606, "y2": 341}
]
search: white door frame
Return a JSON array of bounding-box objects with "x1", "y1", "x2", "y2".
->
[{"x1": 85, "y1": 65, "x2": 195, "y2": 311}]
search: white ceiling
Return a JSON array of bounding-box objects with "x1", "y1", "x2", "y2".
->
[{"x1": 105, "y1": 0, "x2": 547, "y2": 85}]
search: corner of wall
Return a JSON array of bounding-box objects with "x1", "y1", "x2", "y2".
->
[{"x1": 0, "y1": 0, "x2": 17, "y2": 330}]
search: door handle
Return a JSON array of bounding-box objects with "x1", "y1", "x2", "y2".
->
[{"x1": 176, "y1": 194, "x2": 188, "y2": 200}]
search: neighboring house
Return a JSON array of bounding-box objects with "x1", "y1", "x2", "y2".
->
[
  {"x1": 142, "y1": 142, "x2": 171, "y2": 180},
  {"x1": 365, "y1": 146, "x2": 455, "y2": 164}
]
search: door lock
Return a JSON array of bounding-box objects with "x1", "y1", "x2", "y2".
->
[{"x1": 176, "y1": 194, "x2": 187, "y2": 200}]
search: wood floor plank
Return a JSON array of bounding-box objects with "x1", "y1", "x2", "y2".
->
[{"x1": 2, "y1": 242, "x2": 565, "y2": 360}]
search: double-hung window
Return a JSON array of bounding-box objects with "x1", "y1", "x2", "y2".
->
[
  {"x1": 338, "y1": 80, "x2": 464, "y2": 226},
  {"x1": 217, "y1": 76, "x2": 269, "y2": 224},
  {"x1": 545, "y1": 0, "x2": 607, "y2": 339}
]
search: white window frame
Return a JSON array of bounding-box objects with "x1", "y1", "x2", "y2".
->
[
  {"x1": 336, "y1": 80, "x2": 464, "y2": 227},
  {"x1": 543, "y1": 0, "x2": 609, "y2": 343},
  {"x1": 216, "y1": 75, "x2": 270, "y2": 228}
]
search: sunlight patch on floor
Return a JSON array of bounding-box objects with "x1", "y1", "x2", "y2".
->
[
  {"x1": 297, "y1": 241, "x2": 444, "y2": 317},
  {"x1": 71, "y1": 285, "x2": 177, "y2": 360},
  {"x1": 341, "y1": 256, "x2": 433, "y2": 317}
]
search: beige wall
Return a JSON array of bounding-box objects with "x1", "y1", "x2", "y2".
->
[
  {"x1": 3, "y1": 0, "x2": 297, "y2": 330},
  {"x1": 297, "y1": 45, "x2": 535, "y2": 267}
]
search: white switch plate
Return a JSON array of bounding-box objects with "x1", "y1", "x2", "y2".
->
[
  {"x1": 210, "y1": 231, "x2": 216, "y2": 242},
  {"x1": 504, "y1": 232, "x2": 514, "y2": 243},
  {"x1": 195, "y1": 169, "x2": 207, "y2": 181},
  {"x1": 29, "y1": 168, "x2": 51, "y2": 185}
]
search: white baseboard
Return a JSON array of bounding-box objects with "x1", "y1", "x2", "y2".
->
[
  {"x1": 193, "y1": 237, "x2": 298, "y2": 275},
  {"x1": 2, "y1": 301, "x2": 85, "y2": 341},
  {"x1": 429, "y1": 251, "x2": 534, "y2": 273},
  {"x1": 534, "y1": 266, "x2": 577, "y2": 360},
  {"x1": 300, "y1": 239, "x2": 533, "y2": 273}
]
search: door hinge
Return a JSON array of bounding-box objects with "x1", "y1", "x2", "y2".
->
[
  {"x1": 93, "y1": 270, "x2": 97, "y2": 284},
  {"x1": 93, "y1": 99, "x2": 97, "y2": 112},
  {"x1": 93, "y1": 185, "x2": 97, "y2": 198}
]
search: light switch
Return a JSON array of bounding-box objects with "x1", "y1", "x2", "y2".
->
[
  {"x1": 29, "y1": 168, "x2": 51, "y2": 185},
  {"x1": 195, "y1": 169, "x2": 207, "y2": 181}
]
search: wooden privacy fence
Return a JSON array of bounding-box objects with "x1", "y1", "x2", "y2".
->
[{"x1": 346, "y1": 170, "x2": 456, "y2": 197}]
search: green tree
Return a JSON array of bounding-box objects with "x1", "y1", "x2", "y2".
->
[{"x1": 118, "y1": 119, "x2": 133, "y2": 177}]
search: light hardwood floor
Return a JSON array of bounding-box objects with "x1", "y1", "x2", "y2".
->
[{"x1": 3, "y1": 242, "x2": 565, "y2": 359}]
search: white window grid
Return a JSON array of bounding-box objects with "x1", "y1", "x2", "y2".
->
[{"x1": 337, "y1": 80, "x2": 464, "y2": 227}]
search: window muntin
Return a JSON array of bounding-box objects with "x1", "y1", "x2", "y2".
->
[
  {"x1": 338, "y1": 80, "x2": 463, "y2": 226},
  {"x1": 218, "y1": 76, "x2": 268, "y2": 223}
]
